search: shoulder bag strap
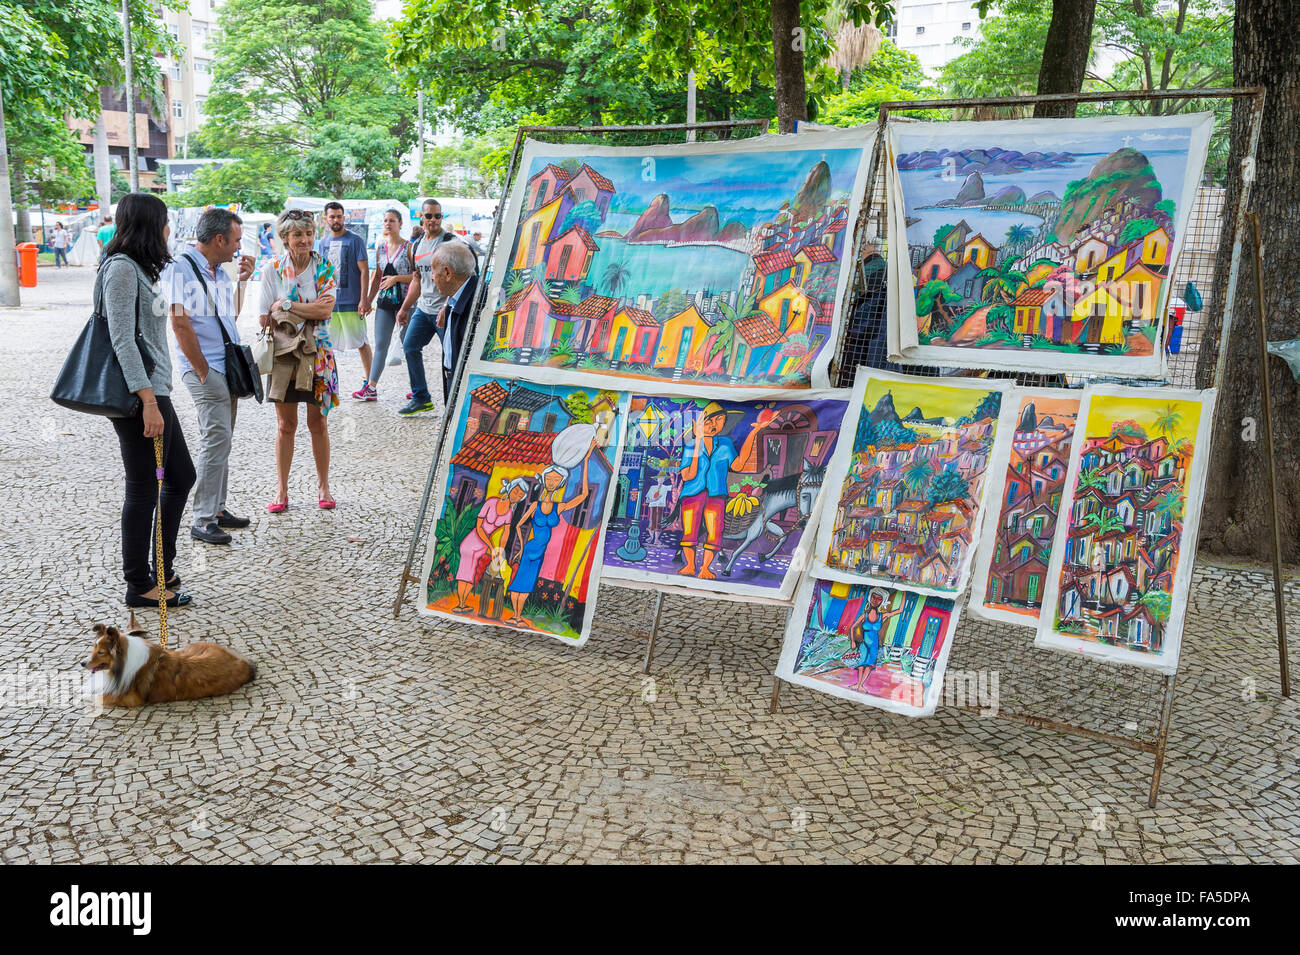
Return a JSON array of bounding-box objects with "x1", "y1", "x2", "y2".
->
[
  {"x1": 97, "y1": 254, "x2": 150, "y2": 370},
  {"x1": 185, "y1": 254, "x2": 236, "y2": 346}
]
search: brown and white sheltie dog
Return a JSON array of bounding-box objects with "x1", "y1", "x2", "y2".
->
[{"x1": 82, "y1": 624, "x2": 256, "y2": 707}]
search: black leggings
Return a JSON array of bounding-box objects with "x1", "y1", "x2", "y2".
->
[{"x1": 110, "y1": 396, "x2": 196, "y2": 594}]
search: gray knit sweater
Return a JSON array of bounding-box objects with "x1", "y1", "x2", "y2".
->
[{"x1": 100, "y1": 254, "x2": 171, "y2": 398}]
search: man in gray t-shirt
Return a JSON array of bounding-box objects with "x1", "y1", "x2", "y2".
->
[{"x1": 396, "y1": 198, "x2": 466, "y2": 414}]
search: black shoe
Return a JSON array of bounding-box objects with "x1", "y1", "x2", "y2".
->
[
  {"x1": 216, "y1": 509, "x2": 251, "y2": 528},
  {"x1": 398, "y1": 398, "x2": 434, "y2": 416},
  {"x1": 191, "y1": 522, "x2": 233, "y2": 545},
  {"x1": 125, "y1": 590, "x2": 193, "y2": 608}
]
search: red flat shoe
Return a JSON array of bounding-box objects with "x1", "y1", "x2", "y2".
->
[
  {"x1": 318, "y1": 496, "x2": 336, "y2": 510},
  {"x1": 267, "y1": 496, "x2": 288, "y2": 513}
]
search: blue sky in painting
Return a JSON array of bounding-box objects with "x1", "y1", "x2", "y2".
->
[{"x1": 523, "y1": 147, "x2": 863, "y2": 227}]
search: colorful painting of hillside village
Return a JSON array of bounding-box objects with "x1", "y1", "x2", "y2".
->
[
  {"x1": 974, "y1": 391, "x2": 1081, "y2": 624},
  {"x1": 892, "y1": 119, "x2": 1208, "y2": 360},
  {"x1": 423, "y1": 375, "x2": 626, "y2": 645},
  {"x1": 820, "y1": 374, "x2": 1010, "y2": 594},
  {"x1": 1046, "y1": 391, "x2": 1205, "y2": 661},
  {"x1": 602, "y1": 393, "x2": 849, "y2": 600},
  {"x1": 778, "y1": 579, "x2": 960, "y2": 716},
  {"x1": 479, "y1": 140, "x2": 865, "y2": 389}
]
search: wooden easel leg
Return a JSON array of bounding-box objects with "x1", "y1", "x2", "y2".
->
[
  {"x1": 1148, "y1": 672, "x2": 1178, "y2": 808},
  {"x1": 769, "y1": 678, "x2": 782, "y2": 714},
  {"x1": 641, "y1": 591, "x2": 665, "y2": 675}
]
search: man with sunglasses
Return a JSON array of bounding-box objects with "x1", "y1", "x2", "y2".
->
[{"x1": 396, "y1": 198, "x2": 468, "y2": 415}]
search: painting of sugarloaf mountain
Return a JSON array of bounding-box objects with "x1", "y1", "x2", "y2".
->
[
  {"x1": 818, "y1": 374, "x2": 1012, "y2": 595},
  {"x1": 479, "y1": 136, "x2": 868, "y2": 390},
  {"x1": 890, "y1": 116, "x2": 1210, "y2": 368}
]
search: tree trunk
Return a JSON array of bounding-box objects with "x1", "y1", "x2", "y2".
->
[
  {"x1": 1033, "y1": 0, "x2": 1097, "y2": 118},
  {"x1": 1196, "y1": 0, "x2": 1300, "y2": 561},
  {"x1": 771, "y1": 0, "x2": 807, "y2": 133},
  {"x1": 0, "y1": 85, "x2": 20, "y2": 307},
  {"x1": 93, "y1": 111, "x2": 112, "y2": 214},
  {"x1": 12, "y1": 159, "x2": 32, "y2": 243}
]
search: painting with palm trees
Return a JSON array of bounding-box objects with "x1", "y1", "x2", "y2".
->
[
  {"x1": 469, "y1": 133, "x2": 873, "y2": 395},
  {"x1": 812, "y1": 370, "x2": 1018, "y2": 599},
  {"x1": 885, "y1": 113, "x2": 1212, "y2": 376},
  {"x1": 969, "y1": 388, "x2": 1082, "y2": 628},
  {"x1": 1035, "y1": 384, "x2": 1219, "y2": 675}
]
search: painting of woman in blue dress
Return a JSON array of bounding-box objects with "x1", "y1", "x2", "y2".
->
[
  {"x1": 845, "y1": 587, "x2": 906, "y2": 692},
  {"x1": 506, "y1": 458, "x2": 593, "y2": 626}
]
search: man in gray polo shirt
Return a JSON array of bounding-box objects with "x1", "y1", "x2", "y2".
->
[{"x1": 168, "y1": 208, "x2": 255, "y2": 545}]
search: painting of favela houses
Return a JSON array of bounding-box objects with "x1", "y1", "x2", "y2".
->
[
  {"x1": 602, "y1": 393, "x2": 850, "y2": 601},
  {"x1": 887, "y1": 113, "x2": 1212, "y2": 376},
  {"x1": 471, "y1": 132, "x2": 871, "y2": 395},
  {"x1": 969, "y1": 388, "x2": 1082, "y2": 628},
  {"x1": 775, "y1": 577, "x2": 962, "y2": 716},
  {"x1": 813, "y1": 370, "x2": 1016, "y2": 598},
  {"x1": 421, "y1": 375, "x2": 627, "y2": 646},
  {"x1": 1035, "y1": 385, "x2": 1217, "y2": 675}
]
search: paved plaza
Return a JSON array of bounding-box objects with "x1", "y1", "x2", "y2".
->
[{"x1": 0, "y1": 265, "x2": 1296, "y2": 864}]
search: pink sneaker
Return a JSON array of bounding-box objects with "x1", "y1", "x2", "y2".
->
[{"x1": 351, "y1": 382, "x2": 372, "y2": 400}]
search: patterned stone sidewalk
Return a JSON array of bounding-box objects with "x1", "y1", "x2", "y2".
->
[{"x1": 0, "y1": 265, "x2": 1295, "y2": 864}]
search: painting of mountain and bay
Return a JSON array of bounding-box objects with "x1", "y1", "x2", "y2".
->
[
  {"x1": 887, "y1": 114, "x2": 1212, "y2": 376},
  {"x1": 812, "y1": 370, "x2": 1017, "y2": 598},
  {"x1": 470, "y1": 132, "x2": 871, "y2": 395},
  {"x1": 1035, "y1": 384, "x2": 1217, "y2": 675}
]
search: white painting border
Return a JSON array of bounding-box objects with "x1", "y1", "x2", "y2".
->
[{"x1": 1033, "y1": 383, "x2": 1218, "y2": 674}]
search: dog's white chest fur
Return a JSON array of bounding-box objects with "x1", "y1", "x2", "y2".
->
[{"x1": 106, "y1": 635, "x2": 151, "y2": 696}]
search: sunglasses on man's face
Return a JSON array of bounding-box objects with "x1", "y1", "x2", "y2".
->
[{"x1": 422, "y1": 212, "x2": 443, "y2": 219}]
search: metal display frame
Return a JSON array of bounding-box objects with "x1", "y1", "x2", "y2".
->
[
  {"x1": 393, "y1": 94, "x2": 1285, "y2": 807},
  {"x1": 767, "y1": 88, "x2": 1285, "y2": 808}
]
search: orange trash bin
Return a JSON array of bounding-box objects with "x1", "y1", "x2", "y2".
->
[{"x1": 16, "y1": 243, "x2": 38, "y2": 288}]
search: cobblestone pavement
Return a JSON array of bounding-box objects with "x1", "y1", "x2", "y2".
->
[{"x1": 1, "y1": 265, "x2": 1296, "y2": 864}]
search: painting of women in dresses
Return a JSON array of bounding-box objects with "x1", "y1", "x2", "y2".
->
[
  {"x1": 423, "y1": 375, "x2": 627, "y2": 646},
  {"x1": 775, "y1": 577, "x2": 963, "y2": 717}
]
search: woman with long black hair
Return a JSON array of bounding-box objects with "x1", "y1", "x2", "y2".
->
[{"x1": 102, "y1": 193, "x2": 197, "y2": 607}]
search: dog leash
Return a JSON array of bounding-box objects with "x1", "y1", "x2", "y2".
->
[{"x1": 153, "y1": 435, "x2": 168, "y2": 650}]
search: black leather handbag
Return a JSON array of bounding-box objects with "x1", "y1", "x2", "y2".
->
[
  {"x1": 185, "y1": 257, "x2": 264, "y2": 403},
  {"x1": 50, "y1": 258, "x2": 153, "y2": 417}
]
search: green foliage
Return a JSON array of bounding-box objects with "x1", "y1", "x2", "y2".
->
[
  {"x1": 420, "y1": 136, "x2": 505, "y2": 198},
  {"x1": 5, "y1": 112, "x2": 94, "y2": 205},
  {"x1": 1155, "y1": 198, "x2": 1176, "y2": 216},
  {"x1": 290, "y1": 123, "x2": 400, "y2": 199},
  {"x1": 434, "y1": 502, "x2": 484, "y2": 577},
  {"x1": 560, "y1": 199, "x2": 603, "y2": 235},
  {"x1": 1138, "y1": 589, "x2": 1171, "y2": 623},
  {"x1": 170, "y1": 155, "x2": 290, "y2": 213},
  {"x1": 0, "y1": 0, "x2": 180, "y2": 121},
  {"x1": 564, "y1": 390, "x2": 593, "y2": 423},
  {"x1": 819, "y1": 82, "x2": 944, "y2": 126},
  {"x1": 915, "y1": 279, "x2": 960, "y2": 318},
  {"x1": 927, "y1": 466, "x2": 970, "y2": 506}
]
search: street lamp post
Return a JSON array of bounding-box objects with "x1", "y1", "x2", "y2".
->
[{"x1": 616, "y1": 405, "x2": 667, "y2": 562}]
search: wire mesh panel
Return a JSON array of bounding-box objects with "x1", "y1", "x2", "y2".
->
[{"x1": 830, "y1": 91, "x2": 1260, "y2": 751}]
